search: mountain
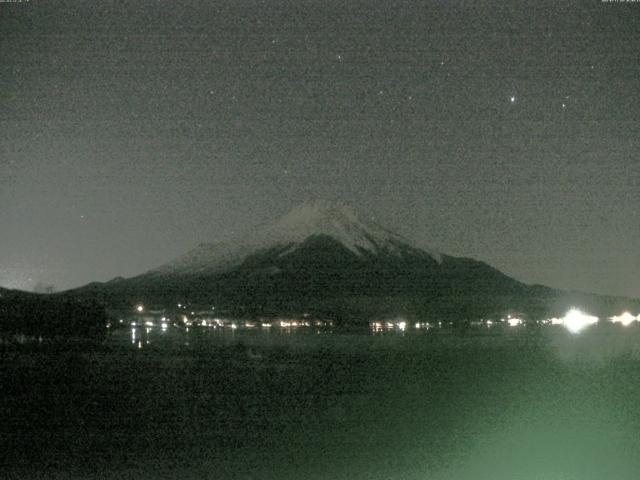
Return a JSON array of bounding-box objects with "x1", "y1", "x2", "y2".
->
[
  {"x1": 69, "y1": 201, "x2": 640, "y2": 322},
  {"x1": 151, "y1": 199, "x2": 442, "y2": 277}
]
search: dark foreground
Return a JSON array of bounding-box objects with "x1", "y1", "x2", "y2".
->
[{"x1": 3, "y1": 326, "x2": 640, "y2": 479}]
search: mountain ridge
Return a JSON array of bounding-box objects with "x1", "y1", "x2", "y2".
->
[{"x1": 65, "y1": 201, "x2": 640, "y2": 322}]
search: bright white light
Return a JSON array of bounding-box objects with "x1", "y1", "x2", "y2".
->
[
  {"x1": 510, "y1": 96, "x2": 516, "y2": 103},
  {"x1": 161, "y1": 323, "x2": 168, "y2": 332},
  {"x1": 136, "y1": 305, "x2": 144, "y2": 313},
  {"x1": 610, "y1": 312, "x2": 636, "y2": 327},
  {"x1": 144, "y1": 321, "x2": 154, "y2": 327},
  {"x1": 397, "y1": 321, "x2": 407, "y2": 331},
  {"x1": 550, "y1": 317, "x2": 563, "y2": 325},
  {"x1": 262, "y1": 322, "x2": 272, "y2": 328},
  {"x1": 507, "y1": 317, "x2": 523, "y2": 327},
  {"x1": 562, "y1": 308, "x2": 598, "y2": 334}
]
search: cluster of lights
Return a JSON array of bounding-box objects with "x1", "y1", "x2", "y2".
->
[
  {"x1": 414, "y1": 322, "x2": 432, "y2": 330},
  {"x1": 541, "y1": 309, "x2": 640, "y2": 333},
  {"x1": 278, "y1": 320, "x2": 312, "y2": 328},
  {"x1": 126, "y1": 305, "x2": 639, "y2": 338},
  {"x1": 180, "y1": 317, "x2": 274, "y2": 329},
  {"x1": 192, "y1": 317, "x2": 227, "y2": 328},
  {"x1": 369, "y1": 310, "x2": 615, "y2": 334},
  {"x1": 370, "y1": 322, "x2": 384, "y2": 332},
  {"x1": 370, "y1": 320, "x2": 410, "y2": 332},
  {"x1": 127, "y1": 306, "x2": 333, "y2": 332}
]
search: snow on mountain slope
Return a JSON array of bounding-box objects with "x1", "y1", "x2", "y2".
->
[{"x1": 149, "y1": 200, "x2": 441, "y2": 276}]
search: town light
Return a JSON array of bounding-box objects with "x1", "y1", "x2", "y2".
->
[
  {"x1": 562, "y1": 308, "x2": 598, "y2": 334},
  {"x1": 610, "y1": 312, "x2": 636, "y2": 327},
  {"x1": 507, "y1": 317, "x2": 523, "y2": 327}
]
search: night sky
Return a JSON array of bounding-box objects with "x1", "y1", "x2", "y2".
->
[{"x1": 1, "y1": 0, "x2": 639, "y2": 297}]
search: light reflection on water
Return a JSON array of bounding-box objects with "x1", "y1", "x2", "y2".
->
[
  {"x1": 104, "y1": 321, "x2": 640, "y2": 480},
  {"x1": 124, "y1": 322, "x2": 342, "y2": 349},
  {"x1": 121, "y1": 317, "x2": 471, "y2": 349},
  {"x1": 8, "y1": 318, "x2": 640, "y2": 480},
  {"x1": 116, "y1": 321, "x2": 640, "y2": 368}
]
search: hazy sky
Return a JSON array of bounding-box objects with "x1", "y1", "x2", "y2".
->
[{"x1": 1, "y1": 0, "x2": 639, "y2": 297}]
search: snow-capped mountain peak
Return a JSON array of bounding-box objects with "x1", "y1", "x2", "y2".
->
[
  {"x1": 261, "y1": 200, "x2": 426, "y2": 256},
  {"x1": 150, "y1": 200, "x2": 440, "y2": 276}
]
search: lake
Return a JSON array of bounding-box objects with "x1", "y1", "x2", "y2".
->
[{"x1": 3, "y1": 322, "x2": 640, "y2": 479}]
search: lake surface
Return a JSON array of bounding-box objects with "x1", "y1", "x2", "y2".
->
[{"x1": 3, "y1": 323, "x2": 640, "y2": 479}]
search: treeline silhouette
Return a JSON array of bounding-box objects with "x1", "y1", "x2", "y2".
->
[{"x1": 0, "y1": 290, "x2": 107, "y2": 340}]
